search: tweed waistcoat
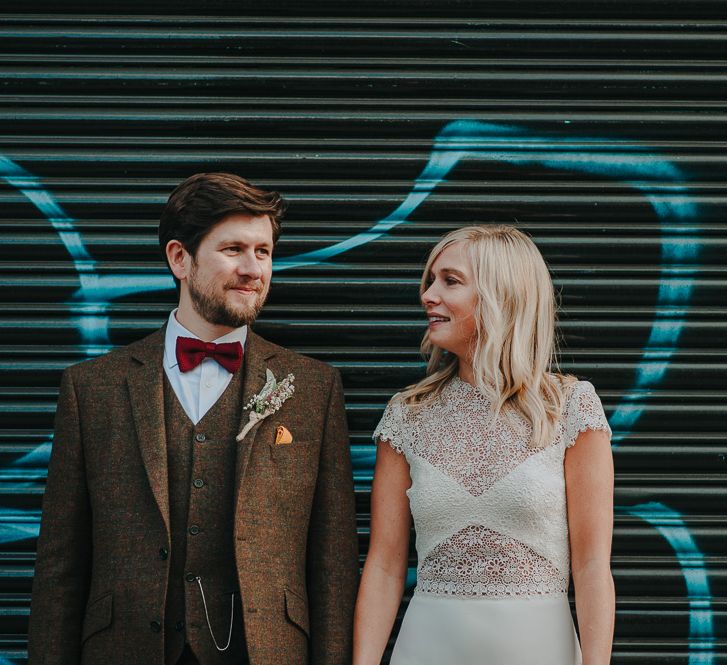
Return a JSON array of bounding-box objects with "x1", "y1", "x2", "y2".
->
[{"x1": 163, "y1": 369, "x2": 247, "y2": 665}]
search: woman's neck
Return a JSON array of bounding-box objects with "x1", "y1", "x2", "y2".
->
[{"x1": 457, "y1": 360, "x2": 475, "y2": 386}]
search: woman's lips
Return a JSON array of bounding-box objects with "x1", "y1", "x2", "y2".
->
[{"x1": 427, "y1": 315, "x2": 450, "y2": 328}]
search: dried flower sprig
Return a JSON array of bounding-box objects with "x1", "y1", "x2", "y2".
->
[{"x1": 236, "y1": 369, "x2": 295, "y2": 441}]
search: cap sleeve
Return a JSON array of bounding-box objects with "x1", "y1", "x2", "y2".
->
[
  {"x1": 372, "y1": 395, "x2": 408, "y2": 455},
  {"x1": 563, "y1": 381, "x2": 612, "y2": 448}
]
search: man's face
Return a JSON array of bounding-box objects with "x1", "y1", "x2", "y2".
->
[{"x1": 186, "y1": 213, "x2": 274, "y2": 329}]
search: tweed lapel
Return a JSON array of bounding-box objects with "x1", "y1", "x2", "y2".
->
[
  {"x1": 127, "y1": 327, "x2": 170, "y2": 536},
  {"x1": 235, "y1": 330, "x2": 278, "y2": 493}
]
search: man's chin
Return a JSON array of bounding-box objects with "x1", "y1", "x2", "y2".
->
[{"x1": 222, "y1": 301, "x2": 265, "y2": 328}]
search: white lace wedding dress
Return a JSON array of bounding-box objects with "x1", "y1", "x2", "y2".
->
[{"x1": 373, "y1": 376, "x2": 611, "y2": 665}]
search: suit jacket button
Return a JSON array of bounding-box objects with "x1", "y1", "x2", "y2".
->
[
  {"x1": 159, "y1": 547, "x2": 168, "y2": 560},
  {"x1": 185, "y1": 573, "x2": 196, "y2": 582},
  {"x1": 150, "y1": 620, "x2": 161, "y2": 633},
  {"x1": 189, "y1": 525, "x2": 200, "y2": 536},
  {"x1": 175, "y1": 620, "x2": 185, "y2": 632},
  {"x1": 195, "y1": 433, "x2": 206, "y2": 443}
]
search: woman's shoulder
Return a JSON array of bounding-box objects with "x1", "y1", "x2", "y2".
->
[
  {"x1": 373, "y1": 385, "x2": 445, "y2": 453},
  {"x1": 372, "y1": 392, "x2": 412, "y2": 454},
  {"x1": 383, "y1": 391, "x2": 408, "y2": 417},
  {"x1": 555, "y1": 376, "x2": 611, "y2": 447},
  {"x1": 562, "y1": 377, "x2": 602, "y2": 405},
  {"x1": 550, "y1": 373, "x2": 599, "y2": 401}
]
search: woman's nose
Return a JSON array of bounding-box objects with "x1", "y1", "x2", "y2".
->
[{"x1": 421, "y1": 284, "x2": 440, "y2": 306}]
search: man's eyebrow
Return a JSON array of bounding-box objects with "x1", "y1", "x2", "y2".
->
[{"x1": 216, "y1": 238, "x2": 272, "y2": 247}]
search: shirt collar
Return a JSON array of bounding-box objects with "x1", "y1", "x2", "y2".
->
[{"x1": 164, "y1": 309, "x2": 248, "y2": 370}]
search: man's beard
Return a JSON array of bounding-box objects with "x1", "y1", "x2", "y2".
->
[{"x1": 188, "y1": 266, "x2": 267, "y2": 329}]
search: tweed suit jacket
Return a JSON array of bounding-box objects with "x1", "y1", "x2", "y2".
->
[{"x1": 28, "y1": 326, "x2": 359, "y2": 665}]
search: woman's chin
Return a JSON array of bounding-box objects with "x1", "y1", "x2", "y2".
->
[{"x1": 429, "y1": 336, "x2": 457, "y2": 355}]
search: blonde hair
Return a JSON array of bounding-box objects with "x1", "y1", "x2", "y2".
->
[{"x1": 400, "y1": 224, "x2": 573, "y2": 448}]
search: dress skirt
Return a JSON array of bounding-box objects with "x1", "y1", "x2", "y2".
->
[{"x1": 390, "y1": 592, "x2": 582, "y2": 665}]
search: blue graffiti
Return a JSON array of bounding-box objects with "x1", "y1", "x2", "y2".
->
[
  {"x1": 0, "y1": 157, "x2": 111, "y2": 353},
  {"x1": 0, "y1": 120, "x2": 702, "y2": 439},
  {"x1": 0, "y1": 122, "x2": 710, "y2": 656},
  {"x1": 278, "y1": 120, "x2": 701, "y2": 444},
  {"x1": 0, "y1": 507, "x2": 40, "y2": 544},
  {"x1": 11, "y1": 439, "x2": 51, "y2": 469},
  {"x1": 618, "y1": 502, "x2": 714, "y2": 664}
]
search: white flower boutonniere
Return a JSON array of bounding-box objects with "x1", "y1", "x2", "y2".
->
[{"x1": 236, "y1": 369, "x2": 295, "y2": 442}]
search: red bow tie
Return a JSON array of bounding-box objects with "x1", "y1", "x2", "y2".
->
[{"x1": 176, "y1": 336, "x2": 243, "y2": 374}]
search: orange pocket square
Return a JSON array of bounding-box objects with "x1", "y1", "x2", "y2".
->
[{"x1": 275, "y1": 425, "x2": 293, "y2": 445}]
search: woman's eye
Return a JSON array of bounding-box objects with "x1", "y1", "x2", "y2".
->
[{"x1": 446, "y1": 277, "x2": 459, "y2": 285}]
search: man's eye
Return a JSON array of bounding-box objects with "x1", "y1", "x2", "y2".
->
[
  {"x1": 256, "y1": 248, "x2": 271, "y2": 256},
  {"x1": 223, "y1": 246, "x2": 239, "y2": 253}
]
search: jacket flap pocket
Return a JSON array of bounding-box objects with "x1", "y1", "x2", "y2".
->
[
  {"x1": 82, "y1": 591, "x2": 113, "y2": 643},
  {"x1": 284, "y1": 587, "x2": 309, "y2": 638}
]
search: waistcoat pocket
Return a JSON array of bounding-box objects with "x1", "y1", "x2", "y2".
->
[
  {"x1": 284, "y1": 586, "x2": 309, "y2": 638},
  {"x1": 81, "y1": 591, "x2": 113, "y2": 643}
]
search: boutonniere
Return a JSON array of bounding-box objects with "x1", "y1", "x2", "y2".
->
[{"x1": 236, "y1": 369, "x2": 295, "y2": 441}]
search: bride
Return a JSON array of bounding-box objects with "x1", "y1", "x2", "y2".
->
[{"x1": 353, "y1": 225, "x2": 614, "y2": 665}]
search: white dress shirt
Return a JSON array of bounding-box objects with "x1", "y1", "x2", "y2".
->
[{"x1": 163, "y1": 309, "x2": 248, "y2": 424}]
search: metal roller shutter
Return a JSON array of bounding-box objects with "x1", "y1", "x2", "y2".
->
[{"x1": 0, "y1": 3, "x2": 725, "y2": 663}]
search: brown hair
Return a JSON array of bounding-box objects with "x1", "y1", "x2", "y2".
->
[{"x1": 159, "y1": 172, "x2": 286, "y2": 284}]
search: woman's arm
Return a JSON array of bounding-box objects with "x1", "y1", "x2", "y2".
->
[
  {"x1": 353, "y1": 439, "x2": 412, "y2": 665},
  {"x1": 565, "y1": 428, "x2": 615, "y2": 665}
]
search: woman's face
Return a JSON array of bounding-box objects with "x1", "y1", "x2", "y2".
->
[{"x1": 421, "y1": 241, "x2": 479, "y2": 360}]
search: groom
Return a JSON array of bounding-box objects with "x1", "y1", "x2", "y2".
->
[{"x1": 28, "y1": 173, "x2": 359, "y2": 665}]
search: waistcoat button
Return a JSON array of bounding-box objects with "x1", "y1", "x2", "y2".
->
[
  {"x1": 195, "y1": 433, "x2": 206, "y2": 443},
  {"x1": 185, "y1": 573, "x2": 195, "y2": 582},
  {"x1": 189, "y1": 525, "x2": 200, "y2": 535},
  {"x1": 193, "y1": 478, "x2": 205, "y2": 488}
]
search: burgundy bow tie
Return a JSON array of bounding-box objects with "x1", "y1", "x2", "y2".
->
[{"x1": 176, "y1": 336, "x2": 243, "y2": 374}]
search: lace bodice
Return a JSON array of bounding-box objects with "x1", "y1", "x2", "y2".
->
[{"x1": 373, "y1": 377, "x2": 611, "y2": 598}]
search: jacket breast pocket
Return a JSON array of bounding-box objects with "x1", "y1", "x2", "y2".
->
[
  {"x1": 269, "y1": 438, "x2": 318, "y2": 473},
  {"x1": 82, "y1": 591, "x2": 113, "y2": 643},
  {"x1": 270, "y1": 442, "x2": 317, "y2": 492}
]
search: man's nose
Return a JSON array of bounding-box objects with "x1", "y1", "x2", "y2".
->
[{"x1": 236, "y1": 251, "x2": 263, "y2": 280}]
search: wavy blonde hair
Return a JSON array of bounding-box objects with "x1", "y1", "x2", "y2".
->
[{"x1": 399, "y1": 224, "x2": 574, "y2": 448}]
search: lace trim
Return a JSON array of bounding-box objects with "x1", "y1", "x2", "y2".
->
[
  {"x1": 417, "y1": 525, "x2": 568, "y2": 598},
  {"x1": 373, "y1": 379, "x2": 611, "y2": 459},
  {"x1": 372, "y1": 395, "x2": 406, "y2": 455},
  {"x1": 562, "y1": 381, "x2": 612, "y2": 448}
]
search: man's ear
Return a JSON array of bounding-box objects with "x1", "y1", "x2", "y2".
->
[{"x1": 166, "y1": 240, "x2": 190, "y2": 282}]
